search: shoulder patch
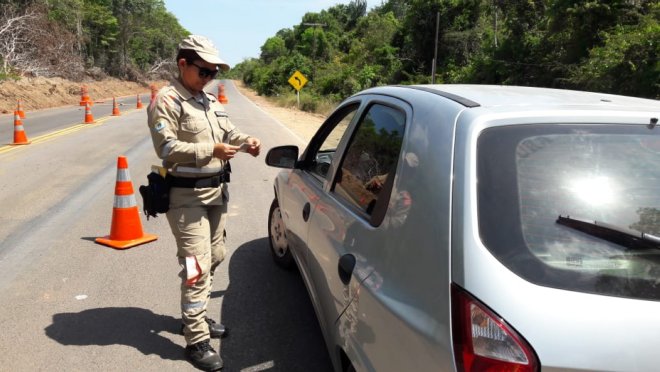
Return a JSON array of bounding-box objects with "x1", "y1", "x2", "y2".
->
[{"x1": 154, "y1": 121, "x2": 166, "y2": 132}]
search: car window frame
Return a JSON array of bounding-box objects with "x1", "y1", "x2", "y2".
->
[
  {"x1": 328, "y1": 96, "x2": 412, "y2": 227},
  {"x1": 299, "y1": 98, "x2": 365, "y2": 188}
]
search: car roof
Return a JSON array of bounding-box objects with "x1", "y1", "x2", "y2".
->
[{"x1": 364, "y1": 84, "x2": 660, "y2": 112}]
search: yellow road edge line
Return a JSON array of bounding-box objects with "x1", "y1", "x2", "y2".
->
[
  {"x1": 0, "y1": 124, "x2": 87, "y2": 150},
  {"x1": 32, "y1": 124, "x2": 88, "y2": 141},
  {"x1": 0, "y1": 145, "x2": 20, "y2": 154},
  {"x1": 31, "y1": 126, "x2": 88, "y2": 144}
]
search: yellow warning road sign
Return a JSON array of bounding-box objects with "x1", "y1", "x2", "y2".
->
[{"x1": 288, "y1": 70, "x2": 308, "y2": 91}]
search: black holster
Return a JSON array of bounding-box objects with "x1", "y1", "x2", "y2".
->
[{"x1": 138, "y1": 172, "x2": 171, "y2": 220}]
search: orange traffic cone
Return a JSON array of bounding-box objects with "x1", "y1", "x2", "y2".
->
[
  {"x1": 79, "y1": 86, "x2": 93, "y2": 106},
  {"x1": 136, "y1": 94, "x2": 143, "y2": 109},
  {"x1": 150, "y1": 84, "x2": 158, "y2": 103},
  {"x1": 84, "y1": 102, "x2": 95, "y2": 123},
  {"x1": 218, "y1": 83, "x2": 228, "y2": 104},
  {"x1": 16, "y1": 99, "x2": 25, "y2": 119},
  {"x1": 11, "y1": 111, "x2": 30, "y2": 145},
  {"x1": 96, "y1": 156, "x2": 157, "y2": 249},
  {"x1": 112, "y1": 96, "x2": 121, "y2": 116}
]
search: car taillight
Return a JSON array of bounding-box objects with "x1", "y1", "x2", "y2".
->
[{"x1": 451, "y1": 283, "x2": 539, "y2": 372}]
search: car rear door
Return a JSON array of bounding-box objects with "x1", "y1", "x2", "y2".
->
[{"x1": 305, "y1": 95, "x2": 410, "y2": 343}]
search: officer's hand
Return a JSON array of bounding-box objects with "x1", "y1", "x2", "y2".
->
[
  {"x1": 245, "y1": 137, "x2": 261, "y2": 157},
  {"x1": 213, "y1": 143, "x2": 240, "y2": 160}
]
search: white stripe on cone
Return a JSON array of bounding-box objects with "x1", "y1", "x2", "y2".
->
[{"x1": 114, "y1": 195, "x2": 137, "y2": 208}]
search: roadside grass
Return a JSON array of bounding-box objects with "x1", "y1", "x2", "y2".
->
[
  {"x1": 0, "y1": 72, "x2": 21, "y2": 81},
  {"x1": 272, "y1": 89, "x2": 338, "y2": 116}
]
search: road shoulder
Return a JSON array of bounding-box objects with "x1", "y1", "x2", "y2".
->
[{"x1": 232, "y1": 80, "x2": 325, "y2": 143}]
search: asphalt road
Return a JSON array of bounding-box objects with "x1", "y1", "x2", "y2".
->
[
  {"x1": 0, "y1": 80, "x2": 332, "y2": 372},
  {"x1": 0, "y1": 94, "x2": 151, "y2": 140}
]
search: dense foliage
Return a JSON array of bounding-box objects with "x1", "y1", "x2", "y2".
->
[
  {"x1": 232, "y1": 0, "x2": 658, "y2": 106},
  {"x1": 0, "y1": 0, "x2": 187, "y2": 81},
  {"x1": 0, "y1": 0, "x2": 657, "y2": 101}
]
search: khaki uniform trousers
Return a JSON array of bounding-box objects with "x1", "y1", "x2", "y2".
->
[{"x1": 166, "y1": 202, "x2": 228, "y2": 345}]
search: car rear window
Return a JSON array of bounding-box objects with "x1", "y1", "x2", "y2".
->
[{"x1": 478, "y1": 124, "x2": 660, "y2": 301}]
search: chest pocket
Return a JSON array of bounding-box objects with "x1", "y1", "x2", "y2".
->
[
  {"x1": 179, "y1": 117, "x2": 208, "y2": 142},
  {"x1": 215, "y1": 112, "x2": 233, "y2": 142}
]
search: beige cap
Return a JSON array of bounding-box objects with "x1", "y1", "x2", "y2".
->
[{"x1": 178, "y1": 35, "x2": 230, "y2": 71}]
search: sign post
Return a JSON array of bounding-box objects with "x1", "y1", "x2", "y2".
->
[{"x1": 288, "y1": 70, "x2": 308, "y2": 109}]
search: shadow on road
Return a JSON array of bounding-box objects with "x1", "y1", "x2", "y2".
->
[
  {"x1": 219, "y1": 237, "x2": 333, "y2": 372},
  {"x1": 44, "y1": 307, "x2": 183, "y2": 361}
]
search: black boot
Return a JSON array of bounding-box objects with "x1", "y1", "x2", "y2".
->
[
  {"x1": 181, "y1": 317, "x2": 229, "y2": 339},
  {"x1": 185, "y1": 339, "x2": 223, "y2": 371},
  {"x1": 205, "y1": 317, "x2": 229, "y2": 339}
]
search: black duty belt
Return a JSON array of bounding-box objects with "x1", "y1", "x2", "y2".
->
[{"x1": 169, "y1": 172, "x2": 230, "y2": 188}]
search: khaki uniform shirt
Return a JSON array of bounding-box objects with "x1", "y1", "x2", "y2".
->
[{"x1": 147, "y1": 79, "x2": 251, "y2": 207}]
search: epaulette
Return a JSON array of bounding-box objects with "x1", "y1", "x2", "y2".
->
[
  {"x1": 158, "y1": 85, "x2": 179, "y2": 100},
  {"x1": 214, "y1": 111, "x2": 229, "y2": 118}
]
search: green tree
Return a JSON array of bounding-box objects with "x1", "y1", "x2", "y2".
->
[
  {"x1": 235, "y1": 0, "x2": 659, "y2": 108},
  {"x1": 46, "y1": 0, "x2": 85, "y2": 53},
  {"x1": 570, "y1": 8, "x2": 659, "y2": 98},
  {"x1": 260, "y1": 36, "x2": 287, "y2": 64},
  {"x1": 82, "y1": 0, "x2": 118, "y2": 67}
]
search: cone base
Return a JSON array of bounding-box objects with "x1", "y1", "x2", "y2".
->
[
  {"x1": 95, "y1": 233, "x2": 158, "y2": 249},
  {"x1": 11, "y1": 141, "x2": 31, "y2": 146}
]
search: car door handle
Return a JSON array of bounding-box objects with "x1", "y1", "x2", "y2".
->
[
  {"x1": 302, "y1": 202, "x2": 311, "y2": 222},
  {"x1": 338, "y1": 254, "x2": 356, "y2": 285}
]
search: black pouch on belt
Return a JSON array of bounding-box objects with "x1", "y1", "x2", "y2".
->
[{"x1": 138, "y1": 172, "x2": 171, "y2": 219}]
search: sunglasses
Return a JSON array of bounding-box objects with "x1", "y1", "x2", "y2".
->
[{"x1": 189, "y1": 62, "x2": 219, "y2": 79}]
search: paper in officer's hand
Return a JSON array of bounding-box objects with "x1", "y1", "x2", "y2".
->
[{"x1": 238, "y1": 142, "x2": 251, "y2": 152}]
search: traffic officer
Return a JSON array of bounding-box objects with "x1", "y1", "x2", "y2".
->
[{"x1": 147, "y1": 35, "x2": 261, "y2": 371}]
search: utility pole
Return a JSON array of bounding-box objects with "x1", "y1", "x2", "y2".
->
[
  {"x1": 431, "y1": 11, "x2": 440, "y2": 84},
  {"x1": 493, "y1": 1, "x2": 498, "y2": 48},
  {"x1": 494, "y1": 12, "x2": 498, "y2": 48}
]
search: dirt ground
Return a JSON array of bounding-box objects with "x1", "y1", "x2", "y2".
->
[
  {"x1": 0, "y1": 77, "x2": 324, "y2": 141},
  {"x1": 0, "y1": 77, "x2": 167, "y2": 114}
]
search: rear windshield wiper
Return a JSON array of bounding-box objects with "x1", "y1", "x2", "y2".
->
[{"x1": 557, "y1": 215, "x2": 660, "y2": 251}]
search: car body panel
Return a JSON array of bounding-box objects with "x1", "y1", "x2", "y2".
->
[
  {"x1": 333, "y1": 90, "x2": 465, "y2": 371},
  {"x1": 267, "y1": 84, "x2": 660, "y2": 372},
  {"x1": 452, "y1": 107, "x2": 660, "y2": 371}
]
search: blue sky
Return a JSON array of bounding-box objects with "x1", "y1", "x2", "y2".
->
[{"x1": 163, "y1": 0, "x2": 376, "y2": 68}]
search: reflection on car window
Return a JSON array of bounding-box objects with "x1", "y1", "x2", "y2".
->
[
  {"x1": 309, "y1": 105, "x2": 358, "y2": 181},
  {"x1": 478, "y1": 124, "x2": 660, "y2": 301},
  {"x1": 334, "y1": 104, "x2": 406, "y2": 225},
  {"x1": 320, "y1": 112, "x2": 354, "y2": 152}
]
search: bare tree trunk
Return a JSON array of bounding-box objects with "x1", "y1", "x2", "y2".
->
[
  {"x1": 0, "y1": 5, "x2": 37, "y2": 75},
  {"x1": 0, "y1": 4, "x2": 83, "y2": 78}
]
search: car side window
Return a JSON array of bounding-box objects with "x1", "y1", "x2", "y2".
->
[
  {"x1": 332, "y1": 103, "x2": 406, "y2": 226},
  {"x1": 308, "y1": 104, "x2": 359, "y2": 182}
]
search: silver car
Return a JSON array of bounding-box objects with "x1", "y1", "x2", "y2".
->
[{"x1": 265, "y1": 85, "x2": 660, "y2": 372}]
